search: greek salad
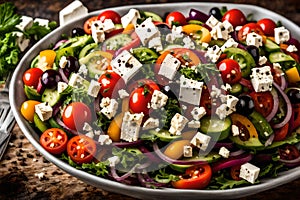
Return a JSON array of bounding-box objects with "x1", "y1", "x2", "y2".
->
[{"x1": 20, "y1": 6, "x2": 300, "y2": 190}]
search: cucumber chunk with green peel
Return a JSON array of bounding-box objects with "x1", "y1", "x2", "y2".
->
[
  {"x1": 41, "y1": 88, "x2": 60, "y2": 106},
  {"x1": 200, "y1": 116, "x2": 232, "y2": 141}
]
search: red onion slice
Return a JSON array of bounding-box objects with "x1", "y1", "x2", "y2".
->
[
  {"x1": 113, "y1": 140, "x2": 144, "y2": 148},
  {"x1": 212, "y1": 153, "x2": 253, "y2": 173},
  {"x1": 229, "y1": 149, "x2": 245, "y2": 157},
  {"x1": 272, "y1": 82, "x2": 293, "y2": 129},
  {"x1": 279, "y1": 156, "x2": 300, "y2": 167},
  {"x1": 266, "y1": 89, "x2": 279, "y2": 122}
]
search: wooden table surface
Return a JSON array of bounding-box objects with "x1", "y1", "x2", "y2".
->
[{"x1": 0, "y1": 0, "x2": 300, "y2": 199}]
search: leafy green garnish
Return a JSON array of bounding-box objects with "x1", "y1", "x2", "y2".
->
[
  {"x1": 112, "y1": 147, "x2": 147, "y2": 170},
  {"x1": 0, "y1": 2, "x2": 20, "y2": 34},
  {"x1": 24, "y1": 21, "x2": 57, "y2": 40}
]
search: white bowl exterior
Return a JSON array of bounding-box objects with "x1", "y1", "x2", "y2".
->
[{"x1": 9, "y1": 3, "x2": 300, "y2": 199}]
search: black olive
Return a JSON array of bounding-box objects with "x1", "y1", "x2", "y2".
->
[
  {"x1": 41, "y1": 69, "x2": 62, "y2": 89},
  {"x1": 64, "y1": 56, "x2": 80, "y2": 74},
  {"x1": 71, "y1": 28, "x2": 85, "y2": 37},
  {"x1": 286, "y1": 88, "x2": 300, "y2": 104},
  {"x1": 236, "y1": 94, "x2": 255, "y2": 115},
  {"x1": 246, "y1": 45, "x2": 260, "y2": 63},
  {"x1": 209, "y1": 7, "x2": 222, "y2": 21}
]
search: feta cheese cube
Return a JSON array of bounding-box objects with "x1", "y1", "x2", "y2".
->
[
  {"x1": 151, "y1": 90, "x2": 168, "y2": 109},
  {"x1": 158, "y1": 53, "x2": 181, "y2": 80},
  {"x1": 100, "y1": 97, "x2": 111, "y2": 108},
  {"x1": 205, "y1": 15, "x2": 220, "y2": 28},
  {"x1": 110, "y1": 50, "x2": 143, "y2": 83},
  {"x1": 258, "y1": 56, "x2": 268, "y2": 66},
  {"x1": 250, "y1": 66, "x2": 273, "y2": 92},
  {"x1": 221, "y1": 38, "x2": 238, "y2": 51},
  {"x1": 88, "y1": 79, "x2": 101, "y2": 97},
  {"x1": 102, "y1": 19, "x2": 115, "y2": 33},
  {"x1": 78, "y1": 64, "x2": 88, "y2": 77},
  {"x1": 148, "y1": 36, "x2": 163, "y2": 51},
  {"x1": 274, "y1": 26, "x2": 290, "y2": 44},
  {"x1": 231, "y1": 124, "x2": 240, "y2": 136},
  {"x1": 219, "y1": 146, "x2": 230, "y2": 158},
  {"x1": 226, "y1": 95, "x2": 239, "y2": 112},
  {"x1": 205, "y1": 45, "x2": 222, "y2": 63},
  {"x1": 222, "y1": 20, "x2": 234, "y2": 33},
  {"x1": 191, "y1": 107, "x2": 206, "y2": 120},
  {"x1": 190, "y1": 132, "x2": 211, "y2": 151},
  {"x1": 210, "y1": 85, "x2": 222, "y2": 98},
  {"x1": 142, "y1": 118, "x2": 159, "y2": 130},
  {"x1": 239, "y1": 162, "x2": 260, "y2": 184},
  {"x1": 120, "y1": 112, "x2": 144, "y2": 142},
  {"x1": 188, "y1": 120, "x2": 201, "y2": 129},
  {"x1": 98, "y1": 135, "x2": 112, "y2": 145},
  {"x1": 35, "y1": 102, "x2": 53, "y2": 121},
  {"x1": 210, "y1": 22, "x2": 232, "y2": 40},
  {"x1": 107, "y1": 156, "x2": 120, "y2": 167},
  {"x1": 183, "y1": 145, "x2": 193, "y2": 157},
  {"x1": 13, "y1": 32, "x2": 30, "y2": 52},
  {"x1": 215, "y1": 104, "x2": 227, "y2": 119},
  {"x1": 169, "y1": 113, "x2": 189, "y2": 136},
  {"x1": 16, "y1": 16, "x2": 33, "y2": 31},
  {"x1": 85, "y1": 131, "x2": 94, "y2": 139},
  {"x1": 59, "y1": 56, "x2": 68, "y2": 68},
  {"x1": 118, "y1": 89, "x2": 129, "y2": 99},
  {"x1": 286, "y1": 45, "x2": 298, "y2": 52},
  {"x1": 100, "y1": 98, "x2": 119, "y2": 119},
  {"x1": 68, "y1": 73, "x2": 87, "y2": 88},
  {"x1": 183, "y1": 36, "x2": 195, "y2": 49},
  {"x1": 179, "y1": 75, "x2": 204, "y2": 105},
  {"x1": 246, "y1": 32, "x2": 263, "y2": 47},
  {"x1": 121, "y1": 8, "x2": 140, "y2": 28},
  {"x1": 57, "y1": 81, "x2": 68, "y2": 94},
  {"x1": 91, "y1": 20, "x2": 105, "y2": 43},
  {"x1": 135, "y1": 17, "x2": 160, "y2": 45},
  {"x1": 59, "y1": 0, "x2": 88, "y2": 26}
]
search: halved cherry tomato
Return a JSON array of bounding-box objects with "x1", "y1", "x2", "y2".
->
[
  {"x1": 237, "y1": 22, "x2": 265, "y2": 42},
  {"x1": 62, "y1": 102, "x2": 92, "y2": 132},
  {"x1": 97, "y1": 10, "x2": 121, "y2": 24},
  {"x1": 127, "y1": 79, "x2": 160, "y2": 93},
  {"x1": 172, "y1": 164, "x2": 212, "y2": 189},
  {"x1": 257, "y1": 18, "x2": 277, "y2": 36},
  {"x1": 274, "y1": 123, "x2": 289, "y2": 141},
  {"x1": 98, "y1": 70, "x2": 124, "y2": 98},
  {"x1": 83, "y1": 16, "x2": 98, "y2": 35},
  {"x1": 222, "y1": 9, "x2": 247, "y2": 28},
  {"x1": 67, "y1": 135, "x2": 97, "y2": 164},
  {"x1": 40, "y1": 128, "x2": 68, "y2": 155},
  {"x1": 230, "y1": 165, "x2": 242, "y2": 181},
  {"x1": 217, "y1": 59, "x2": 242, "y2": 84},
  {"x1": 165, "y1": 11, "x2": 187, "y2": 26},
  {"x1": 279, "y1": 144, "x2": 300, "y2": 160},
  {"x1": 23, "y1": 67, "x2": 44, "y2": 89},
  {"x1": 21, "y1": 100, "x2": 41, "y2": 122},
  {"x1": 250, "y1": 91, "x2": 274, "y2": 118}
]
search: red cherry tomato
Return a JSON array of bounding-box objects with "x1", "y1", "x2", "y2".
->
[
  {"x1": 97, "y1": 10, "x2": 121, "y2": 24},
  {"x1": 249, "y1": 91, "x2": 274, "y2": 118},
  {"x1": 62, "y1": 102, "x2": 92, "y2": 132},
  {"x1": 83, "y1": 16, "x2": 98, "y2": 35},
  {"x1": 237, "y1": 22, "x2": 265, "y2": 42},
  {"x1": 279, "y1": 144, "x2": 300, "y2": 161},
  {"x1": 40, "y1": 128, "x2": 68, "y2": 155},
  {"x1": 165, "y1": 11, "x2": 187, "y2": 26},
  {"x1": 257, "y1": 18, "x2": 277, "y2": 36},
  {"x1": 222, "y1": 9, "x2": 247, "y2": 28},
  {"x1": 67, "y1": 135, "x2": 97, "y2": 164},
  {"x1": 98, "y1": 70, "x2": 124, "y2": 98},
  {"x1": 273, "y1": 123, "x2": 289, "y2": 142},
  {"x1": 23, "y1": 67, "x2": 43, "y2": 89},
  {"x1": 172, "y1": 164, "x2": 212, "y2": 189},
  {"x1": 217, "y1": 59, "x2": 242, "y2": 84}
]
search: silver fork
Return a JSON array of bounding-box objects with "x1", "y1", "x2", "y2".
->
[{"x1": 0, "y1": 73, "x2": 16, "y2": 160}]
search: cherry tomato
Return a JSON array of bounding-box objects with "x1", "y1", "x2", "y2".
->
[
  {"x1": 279, "y1": 144, "x2": 300, "y2": 160},
  {"x1": 83, "y1": 16, "x2": 98, "y2": 35},
  {"x1": 237, "y1": 22, "x2": 265, "y2": 42},
  {"x1": 257, "y1": 18, "x2": 277, "y2": 36},
  {"x1": 172, "y1": 164, "x2": 212, "y2": 189},
  {"x1": 230, "y1": 165, "x2": 242, "y2": 181},
  {"x1": 62, "y1": 102, "x2": 92, "y2": 132},
  {"x1": 250, "y1": 91, "x2": 274, "y2": 118},
  {"x1": 23, "y1": 67, "x2": 44, "y2": 89},
  {"x1": 97, "y1": 10, "x2": 121, "y2": 24},
  {"x1": 98, "y1": 70, "x2": 124, "y2": 98},
  {"x1": 222, "y1": 9, "x2": 247, "y2": 28},
  {"x1": 273, "y1": 123, "x2": 289, "y2": 141},
  {"x1": 200, "y1": 86, "x2": 213, "y2": 116},
  {"x1": 128, "y1": 79, "x2": 160, "y2": 94},
  {"x1": 217, "y1": 59, "x2": 242, "y2": 84},
  {"x1": 40, "y1": 128, "x2": 68, "y2": 155},
  {"x1": 165, "y1": 11, "x2": 187, "y2": 26},
  {"x1": 67, "y1": 135, "x2": 97, "y2": 164},
  {"x1": 21, "y1": 100, "x2": 41, "y2": 122},
  {"x1": 129, "y1": 84, "x2": 158, "y2": 115}
]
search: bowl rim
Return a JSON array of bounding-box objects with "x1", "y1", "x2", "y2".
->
[{"x1": 9, "y1": 2, "x2": 300, "y2": 199}]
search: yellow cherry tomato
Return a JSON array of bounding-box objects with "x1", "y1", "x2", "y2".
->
[
  {"x1": 164, "y1": 140, "x2": 191, "y2": 160},
  {"x1": 182, "y1": 24, "x2": 211, "y2": 43},
  {"x1": 39, "y1": 49, "x2": 56, "y2": 69},
  {"x1": 21, "y1": 100, "x2": 41, "y2": 122},
  {"x1": 285, "y1": 66, "x2": 300, "y2": 83}
]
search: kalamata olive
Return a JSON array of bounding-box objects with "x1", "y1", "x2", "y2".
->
[
  {"x1": 64, "y1": 56, "x2": 80, "y2": 74},
  {"x1": 71, "y1": 28, "x2": 85, "y2": 37},
  {"x1": 236, "y1": 95, "x2": 255, "y2": 115},
  {"x1": 246, "y1": 45, "x2": 260, "y2": 63},
  {"x1": 286, "y1": 88, "x2": 300, "y2": 104},
  {"x1": 209, "y1": 7, "x2": 222, "y2": 21},
  {"x1": 41, "y1": 69, "x2": 62, "y2": 89}
]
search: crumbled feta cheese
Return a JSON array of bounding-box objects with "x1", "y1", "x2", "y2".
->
[
  {"x1": 35, "y1": 102, "x2": 53, "y2": 121},
  {"x1": 16, "y1": 16, "x2": 33, "y2": 31},
  {"x1": 221, "y1": 38, "x2": 238, "y2": 51},
  {"x1": 98, "y1": 135, "x2": 112, "y2": 145},
  {"x1": 183, "y1": 145, "x2": 193, "y2": 157},
  {"x1": 87, "y1": 79, "x2": 101, "y2": 97},
  {"x1": 68, "y1": 73, "x2": 87, "y2": 88},
  {"x1": 190, "y1": 132, "x2": 211, "y2": 151},
  {"x1": 120, "y1": 112, "x2": 144, "y2": 142},
  {"x1": 191, "y1": 107, "x2": 206, "y2": 120},
  {"x1": 91, "y1": 20, "x2": 105, "y2": 43},
  {"x1": 118, "y1": 89, "x2": 129, "y2": 99},
  {"x1": 219, "y1": 146, "x2": 230, "y2": 158},
  {"x1": 258, "y1": 56, "x2": 268, "y2": 66},
  {"x1": 274, "y1": 26, "x2": 290, "y2": 44},
  {"x1": 57, "y1": 81, "x2": 68, "y2": 94},
  {"x1": 250, "y1": 66, "x2": 273, "y2": 92},
  {"x1": 286, "y1": 45, "x2": 298, "y2": 52},
  {"x1": 205, "y1": 15, "x2": 219, "y2": 28},
  {"x1": 205, "y1": 45, "x2": 222, "y2": 63},
  {"x1": 188, "y1": 120, "x2": 201, "y2": 129},
  {"x1": 239, "y1": 162, "x2": 260, "y2": 184},
  {"x1": 231, "y1": 124, "x2": 240, "y2": 136},
  {"x1": 59, "y1": 56, "x2": 68, "y2": 68},
  {"x1": 100, "y1": 98, "x2": 119, "y2": 119},
  {"x1": 142, "y1": 118, "x2": 159, "y2": 130},
  {"x1": 135, "y1": 17, "x2": 160, "y2": 45},
  {"x1": 169, "y1": 113, "x2": 189, "y2": 136},
  {"x1": 107, "y1": 156, "x2": 120, "y2": 167},
  {"x1": 179, "y1": 75, "x2": 204, "y2": 105},
  {"x1": 83, "y1": 122, "x2": 93, "y2": 132},
  {"x1": 78, "y1": 64, "x2": 88, "y2": 77},
  {"x1": 150, "y1": 90, "x2": 168, "y2": 109},
  {"x1": 246, "y1": 32, "x2": 263, "y2": 47}
]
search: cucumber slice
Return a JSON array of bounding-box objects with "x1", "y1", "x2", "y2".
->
[
  {"x1": 269, "y1": 51, "x2": 295, "y2": 63},
  {"x1": 24, "y1": 85, "x2": 41, "y2": 101},
  {"x1": 102, "y1": 33, "x2": 132, "y2": 51},
  {"x1": 149, "y1": 129, "x2": 181, "y2": 142},
  {"x1": 200, "y1": 116, "x2": 231, "y2": 141},
  {"x1": 230, "y1": 83, "x2": 243, "y2": 96},
  {"x1": 41, "y1": 88, "x2": 60, "y2": 106},
  {"x1": 264, "y1": 38, "x2": 280, "y2": 52},
  {"x1": 78, "y1": 43, "x2": 97, "y2": 59},
  {"x1": 132, "y1": 47, "x2": 158, "y2": 63},
  {"x1": 143, "y1": 11, "x2": 163, "y2": 22},
  {"x1": 248, "y1": 111, "x2": 273, "y2": 139},
  {"x1": 187, "y1": 20, "x2": 203, "y2": 25}
]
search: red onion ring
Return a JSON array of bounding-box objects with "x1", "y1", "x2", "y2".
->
[
  {"x1": 213, "y1": 142, "x2": 234, "y2": 149},
  {"x1": 279, "y1": 156, "x2": 300, "y2": 167},
  {"x1": 212, "y1": 153, "x2": 253, "y2": 173},
  {"x1": 53, "y1": 39, "x2": 68, "y2": 50},
  {"x1": 110, "y1": 165, "x2": 136, "y2": 182},
  {"x1": 58, "y1": 68, "x2": 69, "y2": 83},
  {"x1": 113, "y1": 140, "x2": 144, "y2": 148},
  {"x1": 264, "y1": 133, "x2": 275, "y2": 147},
  {"x1": 229, "y1": 149, "x2": 245, "y2": 157},
  {"x1": 54, "y1": 116, "x2": 81, "y2": 135},
  {"x1": 272, "y1": 82, "x2": 293, "y2": 129},
  {"x1": 266, "y1": 89, "x2": 279, "y2": 122},
  {"x1": 273, "y1": 68, "x2": 287, "y2": 90},
  {"x1": 138, "y1": 146, "x2": 161, "y2": 163}
]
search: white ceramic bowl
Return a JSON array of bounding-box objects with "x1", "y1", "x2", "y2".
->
[{"x1": 10, "y1": 2, "x2": 300, "y2": 199}]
